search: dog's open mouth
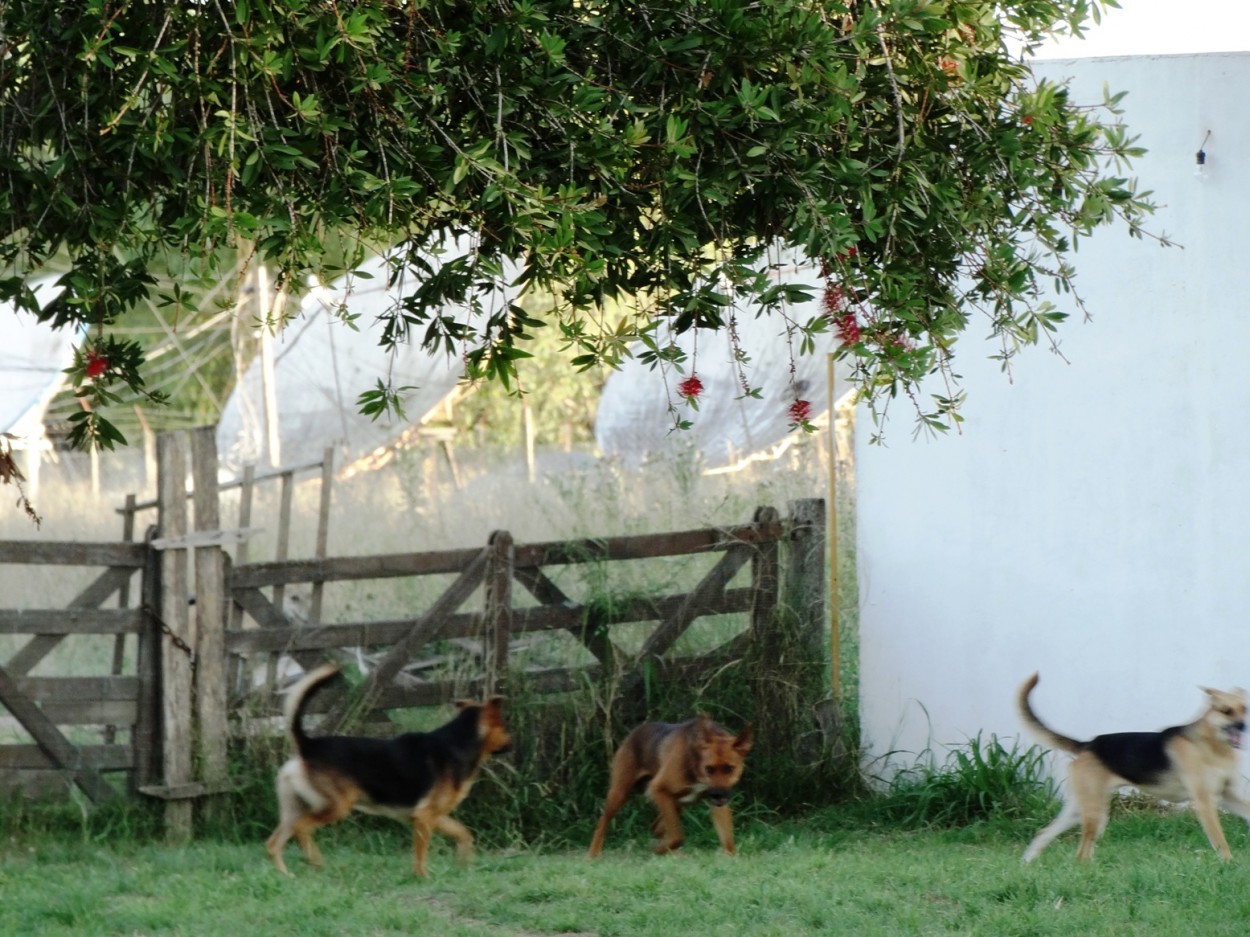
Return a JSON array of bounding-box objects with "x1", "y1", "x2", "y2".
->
[
  {"x1": 704, "y1": 788, "x2": 732, "y2": 807},
  {"x1": 1226, "y1": 725, "x2": 1245, "y2": 749}
]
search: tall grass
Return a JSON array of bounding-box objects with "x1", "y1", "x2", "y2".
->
[{"x1": 867, "y1": 733, "x2": 1053, "y2": 829}]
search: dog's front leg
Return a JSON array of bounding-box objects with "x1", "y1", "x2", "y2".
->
[
  {"x1": 648, "y1": 788, "x2": 685, "y2": 854},
  {"x1": 1218, "y1": 784, "x2": 1250, "y2": 839},
  {"x1": 435, "y1": 815, "x2": 475, "y2": 865},
  {"x1": 1191, "y1": 792, "x2": 1234, "y2": 860},
  {"x1": 709, "y1": 803, "x2": 736, "y2": 855}
]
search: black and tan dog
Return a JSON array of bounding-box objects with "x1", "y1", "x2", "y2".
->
[
  {"x1": 1018, "y1": 671, "x2": 1250, "y2": 862},
  {"x1": 587, "y1": 715, "x2": 753, "y2": 857},
  {"x1": 266, "y1": 663, "x2": 511, "y2": 876}
]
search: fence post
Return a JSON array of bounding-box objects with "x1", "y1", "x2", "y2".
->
[
  {"x1": 785, "y1": 498, "x2": 827, "y2": 667},
  {"x1": 131, "y1": 525, "x2": 161, "y2": 795},
  {"x1": 308, "y1": 447, "x2": 335, "y2": 627},
  {"x1": 484, "y1": 530, "x2": 514, "y2": 696},
  {"x1": 191, "y1": 427, "x2": 228, "y2": 812},
  {"x1": 749, "y1": 506, "x2": 783, "y2": 745},
  {"x1": 157, "y1": 431, "x2": 194, "y2": 843},
  {"x1": 750, "y1": 506, "x2": 781, "y2": 652},
  {"x1": 226, "y1": 464, "x2": 254, "y2": 698}
]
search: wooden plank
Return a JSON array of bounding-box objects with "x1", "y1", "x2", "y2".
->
[
  {"x1": 139, "y1": 780, "x2": 235, "y2": 800},
  {"x1": 223, "y1": 587, "x2": 757, "y2": 655},
  {"x1": 12, "y1": 676, "x2": 140, "y2": 702},
  {"x1": 228, "y1": 547, "x2": 483, "y2": 589},
  {"x1": 126, "y1": 457, "x2": 327, "y2": 511},
  {"x1": 191, "y1": 426, "x2": 229, "y2": 802},
  {"x1": 107, "y1": 495, "x2": 139, "y2": 743},
  {"x1": 0, "y1": 608, "x2": 144, "y2": 635},
  {"x1": 785, "y1": 498, "x2": 827, "y2": 663},
  {"x1": 150, "y1": 527, "x2": 262, "y2": 550},
  {"x1": 132, "y1": 536, "x2": 161, "y2": 792},
  {"x1": 0, "y1": 541, "x2": 147, "y2": 566},
  {"x1": 157, "y1": 431, "x2": 194, "y2": 842},
  {"x1": 483, "y1": 530, "x2": 513, "y2": 693},
  {"x1": 310, "y1": 448, "x2": 334, "y2": 626},
  {"x1": 0, "y1": 663, "x2": 116, "y2": 803},
  {"x1": 226, "y1": 616, "x2": 454, "y2": 654},
  {"x1": 25, "y1": 699, "x2": 137, "y2": 725},
  {"x1": 751, "y1": 506, "x2": 781, "y2": 650},
  {"x1": 230, "y1": 586, "x2": 294, "y2": 630},
  {"x1": 270, "y1": 469, "x2": 295, "y2": 648},
  {"x1": 0, "y1": 771, "x2": 83, "y2": 798},
  {"x1": 513, "y1": 520, "x2": 783, "y2": 567},
  {"x1": 0, "y1": 744, "x2": 132, "y2": 770},
  {"x1": 229, "y1": 521, "x2": 783, "y2": 592}
]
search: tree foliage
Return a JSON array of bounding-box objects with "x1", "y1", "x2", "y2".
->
[{"x1": 0, "y1": 0, "x2": 1155, "y2": 447}]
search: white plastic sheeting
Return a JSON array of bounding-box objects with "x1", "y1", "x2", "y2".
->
[
  {"x1": 217, "y1": 248, "x2": 513, "y2": 473},
  {"x1": 0, "y1": 276, "x2": 75, "y2": 444},
  {"x1": 595, "y1": 256, "x2": 844, "y2": 469}
]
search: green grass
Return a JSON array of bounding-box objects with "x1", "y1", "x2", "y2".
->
[{"x1": 6, "y1": 809, "x2": 1250, "y2": 936}]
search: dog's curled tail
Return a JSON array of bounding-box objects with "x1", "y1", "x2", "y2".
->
[
  {"x1": 283, "y1": 663, "x2": 341, "y2": 753},
  {"x1": 1016, "y1": 672, "x2": 1084, "y2": 754}
]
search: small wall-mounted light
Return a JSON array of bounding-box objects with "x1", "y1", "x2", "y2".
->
[{"x1": 1195, "y1": 129, "x2": 1211, "y2": 179}]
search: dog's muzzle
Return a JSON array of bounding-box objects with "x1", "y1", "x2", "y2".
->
[
  {"x1": 704, "y1": 787, "x2": 733, "y2": 807},
  {"x1": 1226, "y1": 722, "x2": 1246, "y2": 749}
]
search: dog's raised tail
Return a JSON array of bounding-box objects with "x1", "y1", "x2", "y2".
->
[
  {"x1": 1017, "y1": 672, "x2": 1084, "y2": 754},
  {"x1": 283, "y1": 663, "x2": 341, "y2": 752}
]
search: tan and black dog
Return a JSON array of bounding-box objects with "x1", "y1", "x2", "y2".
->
[
  {"x1": 1018, "y1": 671, "x2": 1250, "y2": 862},
  {"x1": 587, "y1": 715, "x2": 753, "y2": 857},
  {"x1": 266, "y1": 663, "x2": 511, "y2": 876}
]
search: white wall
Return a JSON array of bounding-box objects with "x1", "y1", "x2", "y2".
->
[{"x1": 856, "y1": 53, "x2": 1250, "y2": 774}]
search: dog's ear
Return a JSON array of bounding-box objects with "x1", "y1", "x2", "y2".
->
[
  {"x1": 692, "y1": 714, "x2": 714, "y2": 744},
  {"x1": 733, "y1": 723, "x2": 754, "y2": 754}
]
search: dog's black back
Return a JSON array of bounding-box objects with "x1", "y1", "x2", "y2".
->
[
  {"x1": 291, "y1": 669, "x2": 487, "y2": 808},
  {"x1": 1086, "y1": 726, "x2": 1185, "y2": 786},
  {"x1": 299, "y1": 713, "x2": 484, "y2": 807}
]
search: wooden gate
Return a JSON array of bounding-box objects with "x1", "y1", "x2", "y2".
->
[
  {"x1": 224, "y1": 501, "x2": 822, "y2": 733},
  {"x1": 0, "y1": 539, "x2": 158, "y2": 802}
]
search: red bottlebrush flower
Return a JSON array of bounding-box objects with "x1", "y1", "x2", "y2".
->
[
  {"x1": 788, "y1": 398, "x2": 813, "y2": 425},
  {"x1": 677, "y1": 374, "x2": 704, "y2": 401},
  {"x1": 84, "y1": 350, "x2": 109, "y2": 380},
  {"x1": 822, "y1": 283, "x2": 847, "y2": 316},
  {"x1": 834, "y1": 312, "x2": 861, "y2": 345},
  {"x1": 836, "y1": 246, "x2": 858, "y2": 261},
  {"x1": 939, "y1": 57, "x2": 959, "y2": 77},
  {"x1": 1022, "y1": 115, "x2": 1034, "y2": 125}
]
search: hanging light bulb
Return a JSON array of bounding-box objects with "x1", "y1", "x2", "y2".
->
[{"x1": 1195, "y1": 129, "x2": 1211, "y2": 180}]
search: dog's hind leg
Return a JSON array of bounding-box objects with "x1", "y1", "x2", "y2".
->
[
  {"x1": 267, "y1": 762, "x2": 309, "y2": 874},
  {"x1": 1023, "y1": 794, "x2": 1080, "y2": 863},
  {"x1": 588, "y1": 750, "x2": 639, "y2": 858},
  {"x1": 411, "y1": 813, "x2": 434, "y2": 877}
]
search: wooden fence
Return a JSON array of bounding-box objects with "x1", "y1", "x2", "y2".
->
[{"x1": 0, "y1": 428, "x2": 826, "y2": 841}]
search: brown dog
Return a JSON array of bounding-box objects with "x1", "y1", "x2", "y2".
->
[
  {"x1": 266, "y1": 663, "x2": 511, "y2": 876},
  {"x1": 587, "y1": 715, "x2": 754, "y2": 857},
  {"x1": 1018, "y1": 671, "x2": 1250, "y2": 862}
]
